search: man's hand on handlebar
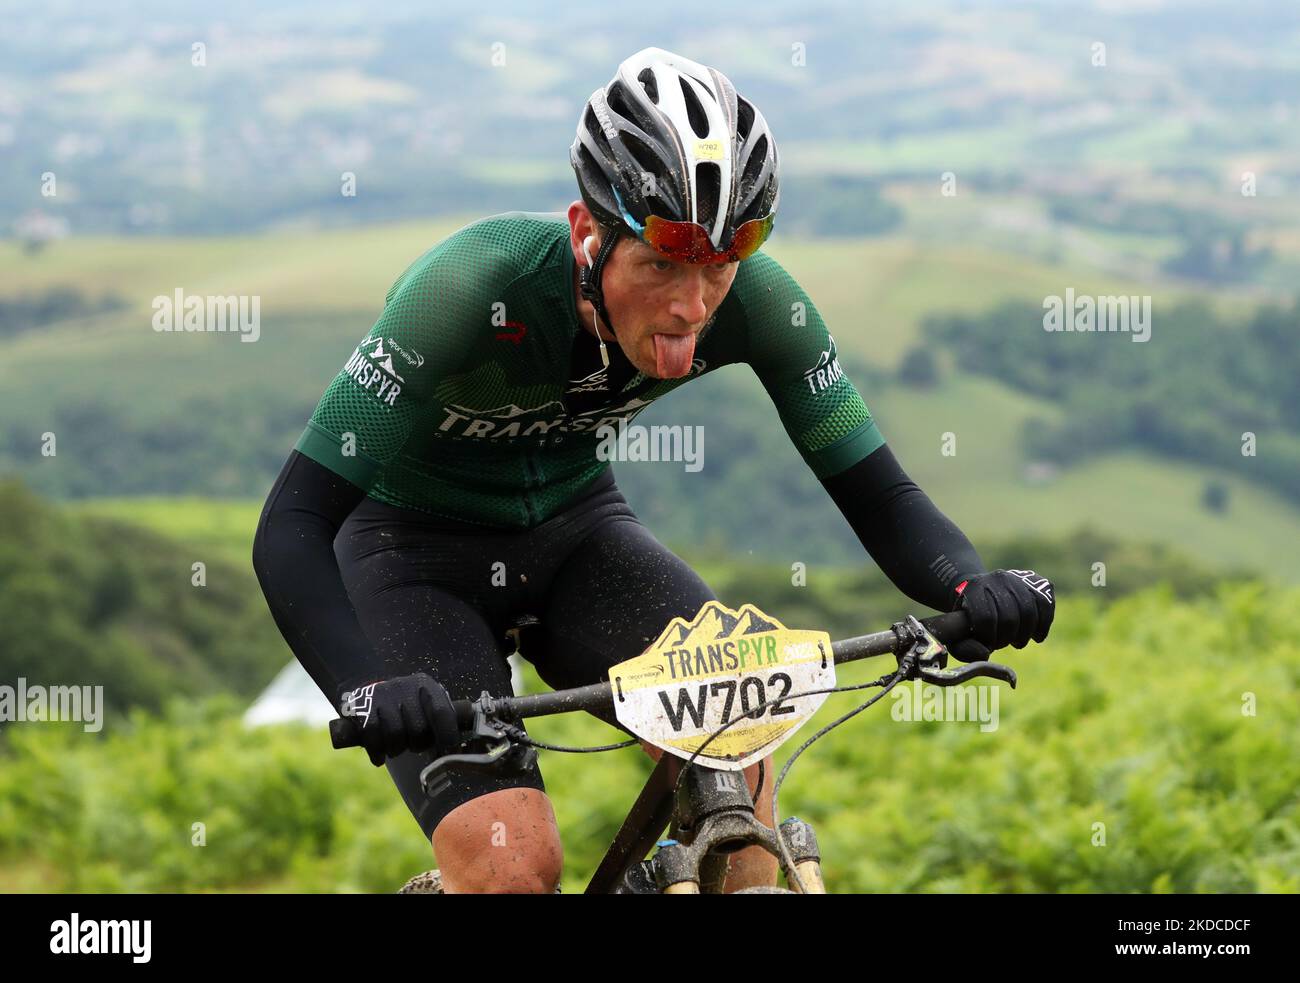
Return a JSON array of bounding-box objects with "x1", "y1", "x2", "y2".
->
[
  {"x1": 339, "y1": 672, "x2": 462, "y2": 766},
  {"x1": 949, "y1": 568, "x2": 1055, "y2": 663}
]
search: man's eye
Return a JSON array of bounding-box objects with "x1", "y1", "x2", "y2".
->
[{"x1": 652, "y1": 259, "x2": 674, "y2": 272}]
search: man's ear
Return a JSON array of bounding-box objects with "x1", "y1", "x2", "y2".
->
[{"x1": 567, "y1": 200, "x2": 599, "y2": 262}]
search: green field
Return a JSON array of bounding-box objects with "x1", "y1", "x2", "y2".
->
[
  {"x1": 866, "y1": 376, "x2": 1295, "y2": 579},
  {"x1": 74, "y1": 498, "x2": 264, "y2": 572},
  {"x1": 0, "y1": 216, "x2": 1259, "y2": 402},
  {"x1": 0, "y1": 218, "x2": 475, "y2": 308},
  {"x1": 0, "y1": 212, "x2": 1244, "y2": 373}
]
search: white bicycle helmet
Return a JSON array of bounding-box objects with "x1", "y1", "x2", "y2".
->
[{"x1": 571, "y1": 46, "x2": 780, "y2": 257}]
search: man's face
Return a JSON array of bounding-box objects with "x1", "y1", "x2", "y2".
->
[{"x1": 570, "y1": 203, "x2": 739, "y2": 379}]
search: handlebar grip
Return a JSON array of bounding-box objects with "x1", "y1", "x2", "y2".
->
[
  {"x1": 453, "y1": 700, "x2": 477, "y2": 729},
  {"x1": 329, "y1": 715, "x2": 361, "y2": 749},
  {"x1": 920, "y1": 609, "x2": 971, "y2": 644},
  {"x1": 328, "y1": 699, "x2": 480, "y2": 751}
]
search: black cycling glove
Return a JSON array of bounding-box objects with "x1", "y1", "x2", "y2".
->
[
  {"x1": 949, "y1": 569, "x2": 1055, "y2": 663},
  {"x1": 340, "y1": 672, "x2": 462, "y2": 767}
]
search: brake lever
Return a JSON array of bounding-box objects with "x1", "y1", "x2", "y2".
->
[
  {"x1": 893, "y1": 615, "x2": 1017, "y2": 688},
  {"x1": 893, "y1": 614, "x2": 949, "y2": 677},
  {"x1": 418, "y1": 691, "x2": 538, "y2": 798},
  {"x1": 918, "y1": 661, "x2": 1017, "y2": 689}
]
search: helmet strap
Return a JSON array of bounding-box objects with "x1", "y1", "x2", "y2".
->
[{"x1": 578, "y1": 229, "x2": 622, "y2": 371}]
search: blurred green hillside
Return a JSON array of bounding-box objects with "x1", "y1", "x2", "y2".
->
[{"x1": 0, "y1": 481, "x2": 285, "y2": 715}]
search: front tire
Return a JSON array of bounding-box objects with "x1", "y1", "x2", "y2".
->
[
  {"x1": 397, "y1": 868, "x2": 563, "y2": 893},
  {"x1": 398, "y1": 869, "x2": 444, "y2": 894}
]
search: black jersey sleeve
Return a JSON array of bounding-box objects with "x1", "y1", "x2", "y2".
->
[
  {"x1": 820, "y1": 442, "x2": 987, "y2": 611},
  {"x1": 252, "y1": 450, "x2": 382, "y2": 703}
]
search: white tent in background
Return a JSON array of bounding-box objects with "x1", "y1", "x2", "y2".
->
[
  {"x1": 242, "y1": 660, "x2": 336, "y2": 728},
  {"x1": 242, "y1": 657, "x2": 527, "y2": 729}
]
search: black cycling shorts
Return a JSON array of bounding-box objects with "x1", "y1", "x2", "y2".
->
[{"x1": 333, "y1": 468, "x2": 716, "y2": 840}]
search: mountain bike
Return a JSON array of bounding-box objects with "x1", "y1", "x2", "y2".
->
[{"x1": 330, "y1": 607, "x2": 1017, "y2": 893}]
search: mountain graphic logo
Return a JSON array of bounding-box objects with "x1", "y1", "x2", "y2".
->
[
  {"x1": 366, "y1": 338, "x2": 405, "y2": 383},
  {"x1": 575, "y1": 395, "x2": 652, "y2": 418},
  {"x1": 448, "y1": 400, "x2": 567, "y2": 419},
  {"x1": 657, "y1": 601, "x2": 786, "y2": 652},
  {"x1": 803, "y1": 335, "x2": 837, "y2": 378}
]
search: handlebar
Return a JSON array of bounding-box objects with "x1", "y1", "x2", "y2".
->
[{"x1": 329, "y1": 609, "x2": 1012, "y2": 751}]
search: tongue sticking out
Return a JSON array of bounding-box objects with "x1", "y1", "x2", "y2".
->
[{"x1": 652, "y1": 332, "x2": 696, "y2": 378}]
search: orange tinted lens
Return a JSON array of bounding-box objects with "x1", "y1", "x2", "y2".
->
[
  {"x1": 641, "y1": 217, "x2": 712, "y2": 261},
  {"x1": 642, "y1": 214, "x2": 773, "y2": 263},
  {"x1": 728, "y1": 216, "x2": 773, "y2": 260}
]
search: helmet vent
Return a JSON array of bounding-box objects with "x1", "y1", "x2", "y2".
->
[
  {"x1": 637, "y1": 67, "x2": 660, "y2": 104},
  {"x1": 736, "y1": 136, "x2": 772, "y2": 219},
  {"x1": 584, "y1": 106, "x2": 612, "y2": 156},
  {"x1": 694, "y1": 162, "x2": 721, "y2": 227},
  {"x1": 679, "y1": 76, "x2": 710, "y2": 138},
  {"x1": 606, "y1": 82, "x2": 635, "y2": 124},
  {"x1": 622, "y1": 132, "x2": 663, "y2": 189},
  {"x1": 737, "y1": 98, "x2": 755, "y2": 141},
  {"x1": 740, "y1": 134, "x2": 768, "y2": 195},
  {"x1": 645, "y1": 196, "x2": 675, "y2": 220}
]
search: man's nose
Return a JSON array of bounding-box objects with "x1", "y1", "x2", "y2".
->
[{"x1": 668, "y1": 271, "x2": 708, "y2": 326}]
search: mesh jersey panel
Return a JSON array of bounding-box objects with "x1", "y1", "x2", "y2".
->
[{"x1": 295, "y1": 211, "x2": 884, "y2": 528}]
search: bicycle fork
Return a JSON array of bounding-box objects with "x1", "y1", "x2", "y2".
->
[{"x1": 649, "y1": 765, "x2": 827, "y2": 894}]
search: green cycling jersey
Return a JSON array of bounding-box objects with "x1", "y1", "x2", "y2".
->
[{"x1": 295, "y1": 211, "x2": 884, "y2": 528}]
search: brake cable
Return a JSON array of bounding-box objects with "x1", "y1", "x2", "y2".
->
[{"x1": 498, "y1": 727, "x2": 637, "y2": 754}]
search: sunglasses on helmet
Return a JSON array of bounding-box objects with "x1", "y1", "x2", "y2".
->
[{"x1": 612, "y1": 187, "x2": 774, "y2": 264}]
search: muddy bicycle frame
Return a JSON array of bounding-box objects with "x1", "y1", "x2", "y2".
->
[{"x1": 331, "y1": 610, "x2": 1017, "y2": 893}]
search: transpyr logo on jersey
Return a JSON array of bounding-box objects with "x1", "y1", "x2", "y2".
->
[
  {"x1": 341, "y1": 336, "x2": 411, "y2": 407},
  {"x1": 437, "y1": 395, "x2": 653, "y2": 439},
  {"x1": 803, "y1": 334, "x2": 844, "y2": 395}
]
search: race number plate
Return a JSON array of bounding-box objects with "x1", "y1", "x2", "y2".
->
[{"x1": 609, "y1": 601, "x2": 835, "y2": 771}]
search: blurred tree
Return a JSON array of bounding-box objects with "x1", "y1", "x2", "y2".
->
[
  {"x1": 1201, "y1": 480, "x2": 1230, "y2": 514},
  {"x1": 897, "y1": 346, "x2": 940, "y2": 387}
]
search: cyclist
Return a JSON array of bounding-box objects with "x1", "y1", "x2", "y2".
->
[{"x1": 253, "y1": 47, "x2": 1055, "y2": 893}]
